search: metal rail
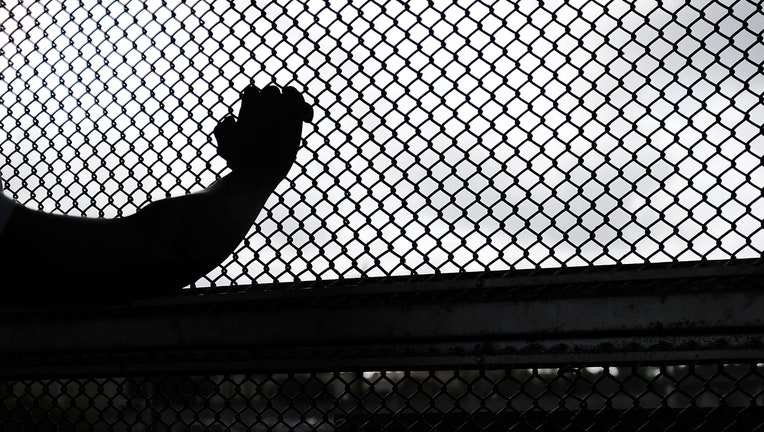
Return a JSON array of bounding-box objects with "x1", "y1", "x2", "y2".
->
[{"x1": 0, "y1": 258, "x2": 760, "y2": 378}]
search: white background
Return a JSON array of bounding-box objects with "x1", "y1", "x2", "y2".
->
[{"x1": 1, "y1": 0, "x2": 762, "y2": 286}]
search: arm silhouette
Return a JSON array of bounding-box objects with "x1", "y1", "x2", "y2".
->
[{"x1": 0, "y1": 85, "x2": 311, "y2": 306}]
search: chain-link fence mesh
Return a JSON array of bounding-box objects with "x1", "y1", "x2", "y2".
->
[
  {"x1": 0, "y1": 363, "x2": 762, "y2": 431},
  {"x1": 1, "y1": 0, "x2": 762, "y2": 287},
  {"x1": 1, "y1": 2, "x2": 763, "y2": 430}
]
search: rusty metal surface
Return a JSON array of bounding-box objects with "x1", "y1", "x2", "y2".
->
[{"x1": 0, "y1": 259, "x2": 760, "y2": 378}]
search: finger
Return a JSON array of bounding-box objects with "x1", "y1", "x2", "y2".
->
[
  {"x1": 278, "y1": 87, "x2": 304, "y2": 160},
  {"x1": 283, "y1": 86, "x2": 313, "y2": 123},
  {"x1": 249, "y1": 85, "x2": 280, "y2": 130},
  {"x1": 213, "y1": 115, "x2": 236, "y2": 143},
  {"x1": 302, "y1": 104, "x2": 314, "y2": 123},
  {"x1": 281, "y1": 86, "x2": 305, "y2": 124},
  {"x1": 282, "y1": 86, "x2": 305, "y2": 107},
  {"x1": 258, "y1": 85, "x2": 281, "y2": 107},
  {"x1": 214, "y1": 115, "x2": 238, "y2": 164},
  {"x1": 238, "y1": 85, "x2": 260, "y2": 123}
]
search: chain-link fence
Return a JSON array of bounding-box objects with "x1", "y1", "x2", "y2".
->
[
  {"x1": 1, "y1": 363, "x2": 763, "y2": 431},
  {"x1": 1, "y1": 0, "x2": 763, "y2": 430},
  {"x1": 1, "y1": 0, "x2": 762, "y2": 287}
]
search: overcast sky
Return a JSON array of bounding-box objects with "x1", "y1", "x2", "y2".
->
[{"x1": 1, "y1": 0, "x2": 762, "y2": 286}]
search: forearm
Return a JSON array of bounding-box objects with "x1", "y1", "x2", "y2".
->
[
  {"x1": 0, "y1": 171, "x2": 280, "y2": 302},
  {"x1": 131, "y1": 171, "x2": 278, "y2": 285},
  {"x1": 0, "y1": 84, "x2": 307, "y2": 306}
]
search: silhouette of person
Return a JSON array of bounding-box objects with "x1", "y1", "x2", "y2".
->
[{"x1": 0, "y1": 84, "x2": 312, "y2": 307}]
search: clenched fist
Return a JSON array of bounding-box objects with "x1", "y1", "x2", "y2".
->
[{"x1": 214, "y1": 85, "x2": 313, "y2": 183}]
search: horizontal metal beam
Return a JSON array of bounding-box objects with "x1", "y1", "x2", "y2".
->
[{"x1": 0, "y1": 259, "x2": 761, "y2": 378}]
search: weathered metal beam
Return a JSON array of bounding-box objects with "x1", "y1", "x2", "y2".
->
[{"x1": 0, "y1": 259, "x2": 761, "y2": 378}]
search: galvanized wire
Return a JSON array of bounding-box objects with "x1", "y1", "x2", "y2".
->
[
  {"x1": 0, "y1": 3, "x2": 763, "y2": 429},
  {"x1": 1, "y1": 363, "x2": 762, "y2": 431},
  {"x1": 1, "y1": 1, "x2": 763, "y2": 287}
]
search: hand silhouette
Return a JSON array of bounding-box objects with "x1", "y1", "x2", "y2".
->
[
  {"x1": 214, "y1": 85, "x2": 313, "y2": 183},
  {"x1": 0, "y1": 84, "x2": 315, "y2": 307}
]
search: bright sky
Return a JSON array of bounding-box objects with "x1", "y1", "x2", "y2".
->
[{"x1": 1, "y1": 0, "x2": 762, "y2": 286}]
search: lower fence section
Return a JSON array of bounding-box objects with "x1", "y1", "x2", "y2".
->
[
  {"x1": 0, "y1": 259, "x2": 762, "y2": 430},
  {"x1": 1, "y1": 362, "x2": 762, "y2": 431}
]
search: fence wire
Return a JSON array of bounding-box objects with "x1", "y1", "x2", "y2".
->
[
  {"x1": 1, "y1": 2, "x2": 763, "y2": 431},
  {"x1": 1, "y1": 363, "x2": 762, "y2": 431},
  {"x1": 1, "y1": 0, "x2": 761, "y2": 287}
]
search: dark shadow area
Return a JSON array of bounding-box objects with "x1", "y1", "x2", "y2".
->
[
  {"x1": 0, "y1": 85, "x2": 312, "y2": 308},
  {"x1": 0, "y1": 364, "x2": 762, "y2": 431}
]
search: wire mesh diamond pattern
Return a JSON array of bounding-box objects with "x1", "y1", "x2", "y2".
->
[
  {"x1": 0, "y1": 3, "x2": 762, "y2": 431},
  {"x1": 1, "y1": 0, "x2": 761, "y2": 288},
  {"x1": 1, "y1": 363, "x2": 762, "y2": 431}
]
